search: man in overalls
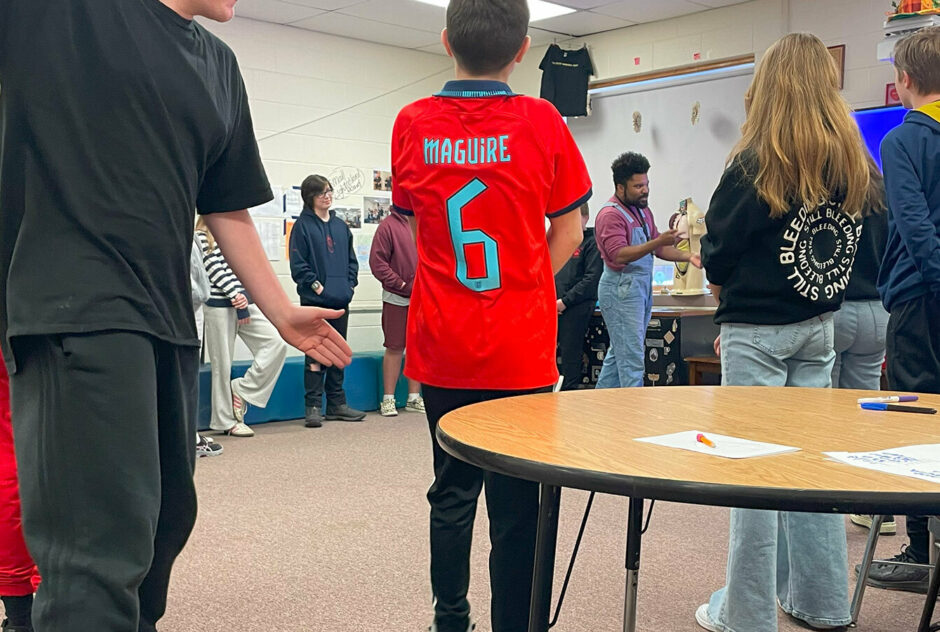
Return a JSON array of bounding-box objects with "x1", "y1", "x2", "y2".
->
[{"x1": 594, "y1": 152, "x2": 702, "y2": 388}]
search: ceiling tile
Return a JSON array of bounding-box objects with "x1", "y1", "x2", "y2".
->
[
  {"x1": 688, "y1": 0, "x2": 751, "y2": 7},
  {"x1": 527, "y1": 27, "x2": 559, "y2": 47},
  {"x1": 338, "y1": 0, "x2": 445, "y2": 33},
  {"x1": 279, "y1": 0, "x2": 364, "y2": 8},
  {"x1": 591, "y1": 0, "x2": 711, "y2": 23},
  {"x1": 235, "y1": 0, "x2": 325, "y2": 24},
  {"x1": 531, "y1": 10, "x2": 635, "y2": 36},
  {"x1": 550, "y1": 0, "x2": 611, "y2": 7},
  {"x1": 290, "y1": 11, "x2": 442, "y2": 48}
]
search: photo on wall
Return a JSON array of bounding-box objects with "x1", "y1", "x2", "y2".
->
[
  {"x1": 373, "y1": 170, "x2": 392, "y2": 192},
  {"x1": 364, "y1": 196, "x2": 391, "y2": 224},
  {"x1": 334, "y1": 206, "x2": 362, "y2": 229}
]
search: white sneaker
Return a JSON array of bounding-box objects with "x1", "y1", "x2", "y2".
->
[
  {"x1": 231, "y1": 382, "x2": 248, "y2": 423},
  {"x1": 224, "y1": 422, "x2": 254, "y2": 437},
  {"x1": 380, "y1": 398, "x2": 398, "y2": 417},
  {"x1": 405, "y1": 396, "x2": 426, "y2": 413},
  {"x1": 695, "y1": 604, "x2": 720, "y2": 632}
]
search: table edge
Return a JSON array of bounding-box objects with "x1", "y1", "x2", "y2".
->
[{"x1": 436, "y1": 427, "x2": 940, "y2": 514}]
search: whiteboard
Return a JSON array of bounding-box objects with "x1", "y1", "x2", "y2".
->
[{"x1": 569, "y1": 68, "x2": 753, "y2": 233}]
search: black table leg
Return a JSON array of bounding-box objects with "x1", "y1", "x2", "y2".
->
[
  {"x1": 917, "y1": 555, "x2": 940, "y2": 632},
  {"x1": 623, "y1": 497, "x2": 644, "y2": 632},
  {"x1": 528, "y1": 484, "x2": 561, "y2": 632}
]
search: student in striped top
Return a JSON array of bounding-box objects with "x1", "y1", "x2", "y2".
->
[{"x1": 195, "y1": 218, "x2": 287, "y2": 438}]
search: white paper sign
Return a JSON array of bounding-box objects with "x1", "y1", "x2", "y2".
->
[
  {"x1": 824, "y1": 444, "x2": 940, "y2": 485},
  {"x1": 253, "y1": 218, "x2": 284, "y2": 261},
  {"x1": 635, "y1": 431, "x2": 800, "y2": 459}
]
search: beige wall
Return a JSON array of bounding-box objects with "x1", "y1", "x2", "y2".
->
[{"x1": 203, "y1": 0, "x2": 896, "y2": 356}]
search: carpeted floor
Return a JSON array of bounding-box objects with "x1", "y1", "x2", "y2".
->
[{"x1": 5, "y1": 412, "x2": 932, "y2": 630}]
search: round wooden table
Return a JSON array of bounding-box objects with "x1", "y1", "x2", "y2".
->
[{"x1": 437, "y1": 386, "x2": 940, "y2": 632}]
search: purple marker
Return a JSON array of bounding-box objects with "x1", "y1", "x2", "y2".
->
[{"x1": 857, "y1": 396, "x2": 918, "y2": 404}]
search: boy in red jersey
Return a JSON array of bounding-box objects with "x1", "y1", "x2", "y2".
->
[{"x1": 391, "y1": 2, "x2": 591, "y2": 630}]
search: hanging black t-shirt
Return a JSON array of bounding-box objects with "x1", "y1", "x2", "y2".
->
[
  {"x1": 539, "y1": 44, "x2": 595, "y2": 117},
  {"x1": 0, "y1": 0, "x2": 273, "y2": 370}
]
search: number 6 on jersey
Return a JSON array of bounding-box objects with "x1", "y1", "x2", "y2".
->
[{"x1": 447, "y1": 178, "x2": 501, "y2": 292}]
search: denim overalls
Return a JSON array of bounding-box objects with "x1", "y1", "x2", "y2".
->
[{"x1": 595, "y1": 201, "x2": 653, "y2": 389}]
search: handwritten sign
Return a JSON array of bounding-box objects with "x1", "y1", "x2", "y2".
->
[{"x1": 329, "y1": 166, "x2": 366, "y2": 200}]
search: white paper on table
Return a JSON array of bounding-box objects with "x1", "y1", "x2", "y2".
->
[
  {"x1": 635, "y1": 431, "x2": 800, "y2": 459},
  {"x1": 253, "y1": 217, "x2": 284, "y2": 261},
  {"x1": 824, "y1": 444, "x2": 940, "y2": 485}
]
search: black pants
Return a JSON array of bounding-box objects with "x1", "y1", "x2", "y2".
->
[
  {"x1": 304, "y1": 310, "x2": 348, "y2": 408},
  {"x1": 886, "y1": 293, "x2": 940, "y2": 562},
  {"x1": 423, "y1": 384, "x2": 551, "y2": 632},
  {"x1": 9, "y1": 332, "x2": 198, "y2": 631},
  {"x1": 556, "y1": 301, "x2": 593, "y2": 391}
]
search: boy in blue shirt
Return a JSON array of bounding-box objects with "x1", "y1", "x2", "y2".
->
[{"x1": 869, "y1": 25, "x2": 940, "y2": 593}]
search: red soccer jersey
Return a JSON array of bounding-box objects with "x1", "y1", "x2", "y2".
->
[{"x1": 392, "y1": 80, "x2": 592, "y2": 390}]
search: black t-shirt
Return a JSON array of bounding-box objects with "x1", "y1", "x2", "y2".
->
[
  {"x1": 701, "y1": 156, "x2": 861, "y2": 325},
  {"x1": 845, "y1": 210, "x2": 887, "y2": 302},
  {"x1": 0, "y1": 0, "x2": 272, "y2": 370},
  {"x1": 539, "y1": 44, "x2": 594, "y2": 117}
]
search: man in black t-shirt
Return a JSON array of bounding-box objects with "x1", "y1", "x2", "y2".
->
[{"x1": 0, "y1": 1, "x2": 352, "y2": 629}]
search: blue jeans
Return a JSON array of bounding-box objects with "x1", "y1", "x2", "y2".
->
[
  {"x1": 596, "y1": 267, "x2": 651, "y2": 389},
  {"x1": 831, "y1": 299, "x2": 888, "y2": 390},
  {"x1": 707, "y1": 314, "x2": 851, "y2": 632}
]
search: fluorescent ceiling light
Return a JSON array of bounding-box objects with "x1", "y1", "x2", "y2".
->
[{"x1": 412, "y1": 0, "x2": 575, "y2": 23}]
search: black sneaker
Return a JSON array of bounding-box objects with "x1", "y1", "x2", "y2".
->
[
  {"x1": 305, "y1": 406, "x2": 323, "y2": 428},
  {"x1": 2, "y1": 619, "x2": 33, "y2": 632},
  {"x1": 855, "y1": 545, "x2": 930, "y2": 594},
  {"x1": 325, "y1": 404, "x2": 366, "y2": 421}
]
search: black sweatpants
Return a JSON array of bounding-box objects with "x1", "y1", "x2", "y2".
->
[
  {"x1": 886, "y1": 293, "x2": 940, "y2": 562},
  {"x1": 304, "y1": 310, "x2": 349, "y2": 408},
  {"x1": 556, "y1": 301, "x2": 593, "y2": 391},
  {"x1": 423, "y1": 384, "x2": 551, "y2": 632},
  {"x1": 9, "y1": 332, "x2": 198, "y2": 631}
]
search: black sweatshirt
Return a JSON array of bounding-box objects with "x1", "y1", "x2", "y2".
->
[
  {"x1": 555, "y1": 228, "x2": 602, "y2": 307},
  {"x1": 701, "y1": 157, "x2": 861, "y2": 325},
  {"x1": 846, "y1": 211, "x2": 887, "y2": 301}
]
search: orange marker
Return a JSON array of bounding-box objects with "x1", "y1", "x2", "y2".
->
[{"x1": 696, "y1": 433, "x2": 716, "y2": 448}]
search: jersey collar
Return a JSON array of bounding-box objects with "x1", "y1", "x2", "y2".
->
[{"x1": 435, "y1": 80, "x2": 516, "y2": 98}]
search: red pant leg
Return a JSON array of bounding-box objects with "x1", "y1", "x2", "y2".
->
[{"x1": 0, "y1": 353, "x2": 40, "y2": 596}]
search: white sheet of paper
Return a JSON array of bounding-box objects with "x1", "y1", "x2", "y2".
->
[
  {"x1": 635, "y1": 431, "x2": 800, "y2": 459},
  {"x1": 253, "y1": 218, "x2": 284, "y2": 261},
  {"x1": 824, "y1": 444, "x2": 940, "y2": 485}
]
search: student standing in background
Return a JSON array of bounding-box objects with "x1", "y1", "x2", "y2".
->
[
  {"x1": 865, "y1": 24, "x2": 940, "y2": 596},
  {"x1": 369, "y1": 208, "x2": 424, "y2": 417},
  {"x1": 197, "y1": 219, "x2": 287, "y2": 439},
  {"x1": 191, "y1": 234, "x2": 224, "y2": 457},
  {"x1": 555, "y1": 203, "x2": 602, "y2": 390},
  {"x1": 0, "y1": 352, "x2": 39, "y2": 631},
  {"x1": 290, "y1": 175, "x2": 367, "y2": 429},
  {"x1": 697, "y1": 32, "x2": 871, "y2": 632}
]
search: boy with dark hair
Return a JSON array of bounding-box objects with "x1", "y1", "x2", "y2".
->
[
  {"x1": 290, "y1": 174, "x2": 367, "y2": 427},
  {"x1": 594, "y1": 151, "x2": 700, "y2": 389},
  {"x1": 555, "y1": 203, "x2": 603, "y2": 390},
  {"x1": 0, "y1": 1, "x2": 351, "y2": 629},
  {"x1": 391, "y1": 1, "x2": 591, "y2": 630},
  {"x1": 868, "y1": 24, "x2": 940, "y2": 594}
]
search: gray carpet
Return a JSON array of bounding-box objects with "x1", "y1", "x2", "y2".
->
[{"x1": 7, "y1": 412, "x2": 933, "y2": 630}]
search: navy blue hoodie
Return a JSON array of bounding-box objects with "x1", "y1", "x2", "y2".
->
[
  {"x1": 877, "y1": 103, "x2": 940, "y2": 311},
  {"x1": 289, "y1": 207, "x2": 358, "y2": 308}
]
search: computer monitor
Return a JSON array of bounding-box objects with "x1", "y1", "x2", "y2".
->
[{"x1": 852, "y1": 105, "x2": 907, "y2": 169}]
